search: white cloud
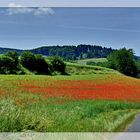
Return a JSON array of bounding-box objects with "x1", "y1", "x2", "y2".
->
[
  {"x1": 8, "y1": 2, "x2": 22, "y2": 7},
  {"x1": 6, "y1": 3, "x2": 54, "y2": 16},
  {"x1": 34, "y1": 8, "x2": 55, "y2": 16}
]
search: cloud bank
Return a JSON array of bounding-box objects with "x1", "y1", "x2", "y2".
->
[{"x1": 5, "y1": 3, "x2": 55, "y2": 16}]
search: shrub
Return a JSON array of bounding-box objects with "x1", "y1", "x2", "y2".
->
[
  {"x1": 20, "y1": 52, "x2": 50, "y2": 74},
  {"x1": 50, "y1": 56, "x2": 66, "y2": 73},
  {"x1": 0, "y1": 55, "x2": 16, "y2": 74},
  {"x1": 107, "y1": 48, "x2": 138, "y2": 77},
  {"x1": 20, "y1": 52, "x2": 36, "y2": 71},
  {"x1": 6, "y1": 51, "x2": 19, "y2": 68},
  {"x1": 35, "y1": 54, "x2": 50, "y2": 74}
]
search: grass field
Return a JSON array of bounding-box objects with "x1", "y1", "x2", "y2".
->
[
  {"x1": 0, "y1": 71, "x2": 140, "y2": 132},
  {"x1": 76, "y1": 58, "x2": 107, "y2": 65},
  {"x1": 65, "y1": 62, "x2": 115, "y2": 75}
]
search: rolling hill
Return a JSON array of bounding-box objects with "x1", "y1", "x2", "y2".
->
[
  {"x1": 0, "y1": 45, "x2": 139, "y2": 61},
  {"x1": 0, "y1": 47, "x2": 23, "y2": 54},
  {"x1": 0, "y1": 44, "x2": 114, "y2": 60}
]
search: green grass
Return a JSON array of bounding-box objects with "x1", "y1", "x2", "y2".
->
[
  {"x1": 66, "y1": 62, "x2": 118, "y2": 75},
  {"x1": 0, "y1": 98, "x2": 139, "y2": 132},
  {"x1": 77, "y1": 58, "x2": 107, "y2": 63},
  {"x1": 0, "y1": 72, "x2": 138, "y2": 132}
]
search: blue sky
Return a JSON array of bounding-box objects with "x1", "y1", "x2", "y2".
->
[
  {"x1": 0, "y1": 8, "x2": 140, "y2": 55},
  {"x1": 0, "y1": 0, "x2": 140, "y2": 7}
]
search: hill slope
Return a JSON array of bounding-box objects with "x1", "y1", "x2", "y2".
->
[
  {"x1": 65, "y1": 62, "x2": 118, "y2": 75},
  {"x1": 0, "y1": 44, "x2": 115, "y2": 60},
  {"x1": 0, "y1": 45, "x2": 139, "y2": 61},
  {"x1": 30, "y1": 45, "x2": 114, "y2": 60},
  {"x1": 76, "y1": 58, "x2": 107, "y2": 65},
  {"x1": 0, "y1": 47, "x2": 23, "y2": 54}
]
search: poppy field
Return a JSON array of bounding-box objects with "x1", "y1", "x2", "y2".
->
[
  {"x1": 0, "y1": 73, "x2": 140, "y2": 132},
  {"x1": 21, "y1": 75, "x2": 140, "y2": 102}
]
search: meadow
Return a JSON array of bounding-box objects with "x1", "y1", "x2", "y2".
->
[
  {"x1": 75, "y1": 58, "x2": 109, "y2": 68},
  {"x1": 0, "y1": 70, "x2": 140, "y2": 132},
  {"x1": 77, "y1": 58, "x2": 107, "y2": 64}
]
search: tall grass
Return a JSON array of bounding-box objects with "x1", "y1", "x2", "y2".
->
[
  {"x1": 0, "y1": 99, "x2": 50, "y2": 132},
  {"x1": 0, "y1": 98, "x2": 139, "y2": 132}
]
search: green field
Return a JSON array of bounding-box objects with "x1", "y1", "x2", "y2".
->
[
  {"x1": 76, "y1": 58, "x2": 107, "y2": 65},
  {"x1": 0, "y1": 68, "x2": 140, "y2": 132},
  {"x1": 65, "y1": 61, "x2": 116, "y2": 75},
  {"x1": 0, "y1": 58, "x2": 139, "y2": 132},
  {"x1": 0, "y1": 98, "x2": 139, "y2": 132}
]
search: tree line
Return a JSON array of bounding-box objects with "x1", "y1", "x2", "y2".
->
[
  {"x1": 0, "y1": 44, "x2": 115, "y2": 60},
  {"x1": 0, "y1": 51, "x2": 66, "y2": 75},
  {"x1": 31, "y1": 44, "x2": 114, "y2": 60}
]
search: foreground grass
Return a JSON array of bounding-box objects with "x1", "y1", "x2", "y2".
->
[
  {"x1": 0, "y1": 98, "x2": 140, "y2": 132},
  {"x1": 0, "y1": 73, "x2": 140, "y2": 132}
]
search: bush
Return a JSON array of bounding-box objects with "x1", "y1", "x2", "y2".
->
[
  {"x1": 20, "y1": 52, "x2": 36, "y2": 71},
  {"x1": 35, "y1": 54, "x2": 50, "y2": 74},
  {"x1": 20, "y1": 52, "x2": 50, "y2": 74},
  {"x1": 107, "y1": 48, "x2": 138, "y2": 77},
  {"x1": 50, "y1": 56, "x2": 66, "y2": 74},
  {"x1": 0, "y1": 55, "x2": 16, "y2": 74},
  {"x1": 0, "y1": 51, "x2": 66, "y2": 75},
  {"x1": 6, "y1": 51, "x2": 19, "y2": 68}
]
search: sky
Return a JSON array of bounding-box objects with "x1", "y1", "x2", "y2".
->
[
  {"x1": 0, "y1": 8, "x2": 140, "y2": 55},
  {"x1": 0, "y1": 0, "x2": 140, "y2": 7}
]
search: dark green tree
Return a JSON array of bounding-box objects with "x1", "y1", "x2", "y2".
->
[
  {"x1": 107, "y1": 48, "x2": 138, "y2": 77},
  {"x1": 20, "y1": 51, "x2": 36, "y2": 71},
  {"x1": 35, "y1": 54, "x2": 50, "y2": 74},
  {"x1": 50, "y1": 56, "x2": 66, "y2": 73},
  {"x1": 0, "y1": 55, "x2": 15, "y2": 74},
  {"x1": 6, "y1": 51, "x2": 19, "y2": 68}
]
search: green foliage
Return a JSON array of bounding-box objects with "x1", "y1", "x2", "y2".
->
[
  {"x1": 20, "y1": 51, "x2": 36, "y2": 71},
  {"x1": 0, "y1": 51, "x2": 67, "y2": 75},
  {"x1": 0, "y1": 55, "x2": 16, "y2": 74},
  {"x1": 0, "y1": 51, "x2": 26, "y2": 74},
  {"x1": 31, "y1": 45, "x2": 114, "y2": 60},
  {"x1": 35, "y1": 54, "x2": 50, "y2": 74},
  {"x1": 107, "y1": 48, "x2": 138, "y2": 77},
  {"x1": 6, "y1": 51, "x2": 19, "y2": 67},
  {"x1": 50, "y1": 56, "x2": 66, "y2": 74},
  {"x1": 20, "y1": 52, "x2": 50, "y2": 74},
  {"x1": 135, "y1": 60, "x2": 140, "y2": 78}
]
